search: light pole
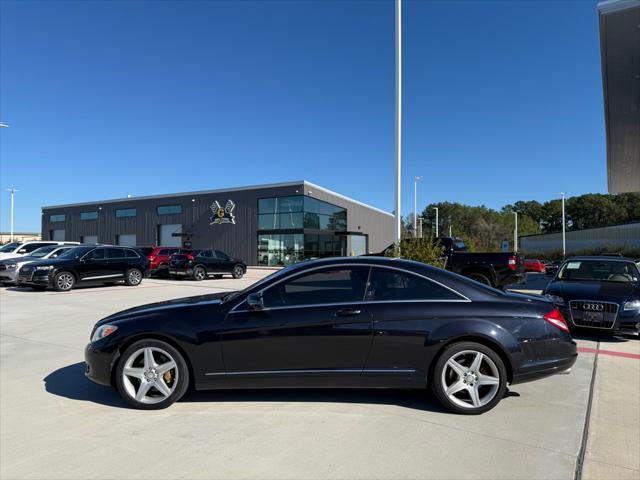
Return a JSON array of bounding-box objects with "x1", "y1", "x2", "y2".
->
[
  {"x1": 413, "y1": 176, "x2": 422, "y2": 237},
  {"x1": 417, "y1": 217, "x2": 423, "y2": 238},
  {"x1": 513, "y1": 211, "x2": 518, "y2": 252},
  {"x1": 6, "y1": 188, "x2": 18, "y2": 242},
  {"x1": 433, "y1": 207, "x2": 439, "y2": 238},
  {"x1": 560, "y1": 192, "x2": 566, "y2": 258},
  {"x1": 394, "y1": 0, "x2": 402, "y2": 244},
  {"x1": 449, "y1": 225, "x2": 452, "y2": 237}
]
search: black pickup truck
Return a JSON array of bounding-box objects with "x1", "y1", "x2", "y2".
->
[
  {"x1": 436, "y1": 237, "x2": 525, "y2": 288},
  {"x1": 374, "y1": 237, "x2": 525, "y2": 289}
]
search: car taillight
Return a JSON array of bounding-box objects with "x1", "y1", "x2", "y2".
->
[
  {"x1": 544, "y1": 307, "x2": 569, "y2": 333},
  {"x1": 508, "y1": 256, "x2": 517, "y2": 271},
  {"x1": 148, "y1": 256, "x2": 155, "y2": 262}
]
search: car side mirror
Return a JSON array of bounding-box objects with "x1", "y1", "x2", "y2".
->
[{"x1": 246, "y1": 292, "x2": 264, "y2": 311}]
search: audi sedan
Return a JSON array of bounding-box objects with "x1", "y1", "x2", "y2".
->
[
  {"x1": 544, "y1": 256, "x2": 640, "y2": 335},
  {"x1": 85, "y1": 257, "x2": 577, "y2": 414}
]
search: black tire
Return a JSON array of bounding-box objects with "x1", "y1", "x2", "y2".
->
[
  {"x1": 124, "y1": 268, "x2": 143, "y2": 286},
  {"x1": 192, "y1": 265, "x2": 207, "y2": 281},
  {"x1": 431, "y1": 341, "x2": 508, "y2": 415},
  {"x1": 115, "y1": 339, "x2": 189, "y2": 410},
  {"x1": 467, "y1": 272, "x2": 492, "y2": 287},
  {"x1": 30, "y1": 285, "x2": 47, "y2": 291},
  {"x1": 213, "y1": 274, "x2": 223, "y2": 279},
  {"x1": 53, "y1": 271, "x2": 76, "y2": 292},
  {"x1": 232, "y1": 264, "x2": 245, "y2": 279}
]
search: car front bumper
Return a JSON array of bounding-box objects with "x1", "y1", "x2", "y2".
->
[
  {"x1": 84, "y1": 342, "x2": 119, "y2": 387},
  {"x1": 0, "y1": 268, "x2": 19, "y2": 284}
]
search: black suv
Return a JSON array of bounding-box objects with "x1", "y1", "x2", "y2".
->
[
  {"x1": 18, "y1": 246, "x2": 150, "y2": 292},
  {"x1": 169, "y1": 249, "x2": 246, "y2": 280}
]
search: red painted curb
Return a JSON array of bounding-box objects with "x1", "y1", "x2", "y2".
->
[{"x1": 577, "y1": 347, "x2": 640, "y2": 360}]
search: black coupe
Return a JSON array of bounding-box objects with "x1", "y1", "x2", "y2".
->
[
  {"x1": 85, "y1": 257, "x2": 577, "y2": 414},
  {"x1": 544, "y1": 256, "x2": 640, "y2": 335}
]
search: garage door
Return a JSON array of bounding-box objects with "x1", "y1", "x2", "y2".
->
[
  {"x1": 159, "y1": 224, "x2": 182, "y2": 247},
  {"x1": 81, "y1": 235, "x2": 98, "y2": 245},
  {"x1": 116, "y1": 234, "x2": 137, "y2": 247},
  {"x1": 51, "y1": 229, "x2": 65, "y2": 241}
]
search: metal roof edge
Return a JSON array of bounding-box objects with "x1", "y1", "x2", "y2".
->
[{"x1": 303, "y1": 181, "x2": 394, "y2": 218}]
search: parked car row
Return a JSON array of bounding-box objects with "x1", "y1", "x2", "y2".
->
[{"x1": 0, "y1": 240, "x2": 246, "y2": 292}]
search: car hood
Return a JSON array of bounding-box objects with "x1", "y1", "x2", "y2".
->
[
  {"x1": 0, "y1": 252, "x2": 21, "y2": 260},
  {"x1": 96, "y1": 291, "x2": 236, "y2": 325},
  {"x1": 18, "y1": 257, "x2": 75, "y2": 268},
  {"x1": 545, "y1": 280, "x2": 638, "y2": 303}
]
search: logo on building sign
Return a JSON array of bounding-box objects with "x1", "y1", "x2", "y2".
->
[{"x1": 210, "y1": 200, "x2": 236, "y2": 225}]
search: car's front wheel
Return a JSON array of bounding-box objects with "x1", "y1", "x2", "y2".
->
[
  {"x1": 124, "y1": 268, "x2": 143, "y2": 286},
  {"x1": 53, "y1": 271, "x2": 76, "y2": 292},
  {"x1": 115, "y1": 339, "x2": 189, "y2": 410},
  {"x1": 431, "y1": 341, "x2": 507, "y2": 415}
]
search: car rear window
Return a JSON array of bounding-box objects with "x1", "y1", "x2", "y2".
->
[
  {"x1": 172, "y1": 254, "x2": 189, "y2": 261},
  {"x1": 138, "y1": 247, "x2": 154, "y2": 256}
]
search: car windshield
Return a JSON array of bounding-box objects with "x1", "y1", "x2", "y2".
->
[
  {"x1": 222, "y1": 263, "x2": 309, "y2": 303},
  {"x1": 0, "y1": 242, "x2": 22, "y2": 253},
  {"x1": 558, "y1": 260, "x2": 640, "y2": 283},
  {"x1": 29, "y1": 246, "x2": 58, "y2": 257}
]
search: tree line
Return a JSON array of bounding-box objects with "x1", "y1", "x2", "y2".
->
[{"x1": 402, "y1": 192, "x2": 640, "y2": 252}]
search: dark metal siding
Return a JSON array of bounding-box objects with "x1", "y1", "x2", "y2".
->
[
  {"x1": 41, "y1": 182, "x2": 393, "y2": 265},
  {"x1": 302, "y1": 184, "x2": 394, "y2": 254}
]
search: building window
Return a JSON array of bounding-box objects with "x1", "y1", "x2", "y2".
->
[
  {"x1": 257, "y1": 196, "x2": 346, "y2": 232},
  {"x1": 157, "y1": 204, "x2": 182, "y2": 215},
  {"x1": 80, "y1": 211, "x2": 98, "y2": 220},
  {"x1": 115, "y1": 208, "x2": 136, "y2": 218},
  {"x1": 258, "y1": 234, "x2": 304, "y2": 266},
  {"x1": 49, "y1": 214, "x2": 65, "y2": 222}
]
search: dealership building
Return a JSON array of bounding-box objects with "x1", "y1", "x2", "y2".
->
[{"x1": 41, "y1": 181, "x2": 394, "y2": 266}]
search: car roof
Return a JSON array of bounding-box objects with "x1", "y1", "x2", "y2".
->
[{"x1": 565, "y1": 255, "x2": 637, "y2": 262}]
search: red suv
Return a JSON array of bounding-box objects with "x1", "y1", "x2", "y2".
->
[{"x1": 138, "y1": 247, "x2": 180, "y2": 277}]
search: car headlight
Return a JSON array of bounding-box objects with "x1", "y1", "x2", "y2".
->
[
  {"x1": 91, "y1": 325, "x2": 118, "y2": 342},
  {"x1": 545, "y1": 294, "x2": 566, "y2": 306},
  {"x1": 623, "y1": 300, "x2": 640, "y2": 311},
  {"x1": 6, "y1": 264, "x2": 17, "y2": 270},
  {"x1": 35, "y1": 265, "x2": 53, "y2": 271}
]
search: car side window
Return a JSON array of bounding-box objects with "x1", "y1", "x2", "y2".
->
[
  {"x1": 261, "y1": 266, "x2": 370, "y2": 308},
  {"x1": 106, "y1": 248, "x2": 125, "y2": 259},
  {"x1": 158, "y1": 249, "x2": 170, "y2": 256},
  {"x1": 125, "y1": 249, "x2": 140, "y2": 258},
  {"x1": 367, "y1": 268, "x2": 464, "y2": 302},
  {"x1": 214, "y1": 250, "x2": 230, "y2": 260},
  {"x1": 22, "y1": 243, "x2": 54, "y2": 253},
  {"x1": 198, "y1": 250, "x2": 212, "y2": 258},
  {"x1": 85, "y1": 248, "x2": 106, "y2": 260}
]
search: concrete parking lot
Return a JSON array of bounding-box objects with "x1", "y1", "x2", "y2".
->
[{"x1": 1, "y1": 270, "x2": 638, "y2": 480}]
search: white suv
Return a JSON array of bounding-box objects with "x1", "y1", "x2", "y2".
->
[{"x1": 0, "y1": 241, "x2": 79, "y2": 260}]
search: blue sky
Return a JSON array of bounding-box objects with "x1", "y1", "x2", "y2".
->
[{"x1": 0, "y1": 0, "x2": 605, "y2": 232}]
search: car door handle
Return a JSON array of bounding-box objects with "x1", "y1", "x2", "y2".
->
[{"x1": 334, "y1": 308, "x2": 361, "y2": 317}]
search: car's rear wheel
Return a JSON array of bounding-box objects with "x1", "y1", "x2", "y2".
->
[
  {"x1": 467, "y1": 273, "x2": 492, "y2": 287},
  {"x1": 115, "y1": 339, "x2": 189, "y2": 410},
  {"x1": 193, "y1": 266, "x2": 207, "y2": 281},
  {"x1": 431, "y1": 341, "x2": 507, "y2": 415},
  {"x1": 53, "y1": 271, "x2": 75, "y2": 292},
  {"x1": 124, "y1": 268, "x2": 143, "y2": 286},
  {"x1": 232, "y1": 265, "x2": 244, "y2": 279}
]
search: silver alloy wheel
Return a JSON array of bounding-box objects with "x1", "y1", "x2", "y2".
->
[
  {"x1": 233, "y1": 266, "x2": 243, "y2": 278},
  {"x1": 194, "y1": 267, "x2": 206, "y2": 281},
  {"x1": 57, "y1": 273, "x2": 74, "y2": 291},
  {"x1": 128, "y1": 269, "x2": 142, "y2": 285},
  {"x1": 441, "y1": 350, "x2": 500, "y2": 409},
  {"x1": 121, "y1": 347, "x2": 179, "y2": 405}
]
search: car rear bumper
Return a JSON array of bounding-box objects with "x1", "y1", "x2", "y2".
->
[
  {"x1": 169, "y1": 267, "x2": 193, "y2": 277},
  {"x1": 511, "y1": 353, "x2": 577, "y2": 384}
]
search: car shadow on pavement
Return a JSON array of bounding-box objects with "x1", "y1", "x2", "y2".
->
[
  {"x1": 45, "y1": 362, "x2": 523, "y2": 413},
  {"x1": 43, "y1": 362, "x2": 128, "y2": 409}
]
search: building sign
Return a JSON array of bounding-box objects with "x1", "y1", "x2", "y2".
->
[{"x1": 210, "y1": 200, "x2": 236, "y2": 225}]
